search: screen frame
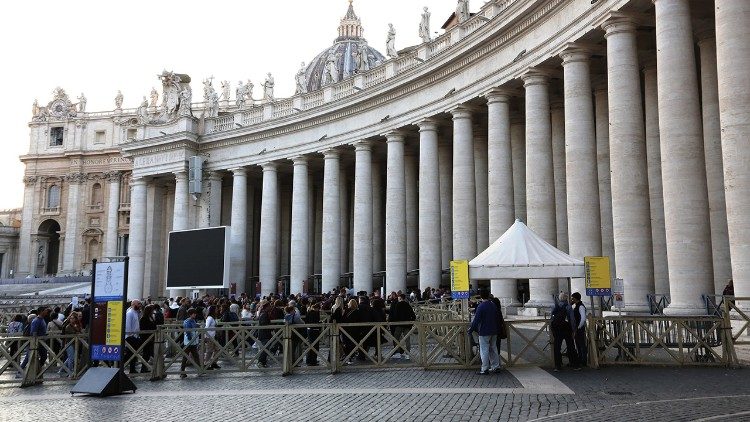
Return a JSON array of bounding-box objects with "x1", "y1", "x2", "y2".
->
[{"x1": 165, "y1": 226, "x2": 231, "y2": 290}]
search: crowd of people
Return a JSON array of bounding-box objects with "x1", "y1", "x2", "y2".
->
[{"x1": 3, "y1": 285, "x2": 590, "y2": 380}]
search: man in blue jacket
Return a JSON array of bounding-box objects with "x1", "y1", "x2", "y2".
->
[{"x1": 468, "y1": 289, "x2": 501, "y2": 374}]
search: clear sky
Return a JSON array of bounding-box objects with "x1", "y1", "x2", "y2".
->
[{"x1": 0, "y1": 0, "x2": 459, "y2": 210}]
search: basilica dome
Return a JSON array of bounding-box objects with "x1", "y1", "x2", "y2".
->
[{"x1": 304, "y1": 1, "x2": 386, "y2": 93}]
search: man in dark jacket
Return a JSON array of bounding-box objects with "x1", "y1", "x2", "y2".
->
[
  {"x1": 389, "y1": 294, "x2": 416, "y2": 359},
  {"x1": 256, "y1": 302, "x2": 272, "y2": 368},
  {"x1": 468, "y1": 290, "x2": 500, "y2": 374},
  {"x1": 550, "y1": 292, "x2": 579, "y2": 371}
]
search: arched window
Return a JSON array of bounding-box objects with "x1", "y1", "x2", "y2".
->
[
  {"x1": 90, "y1": 183, "x2": 102, "y2": 205},
  {"x1": 47, "y1": 185, "x2": 61, "y2": 208}
]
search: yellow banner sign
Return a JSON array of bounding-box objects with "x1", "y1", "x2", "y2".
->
[
  {"x1": 450, "y1": 260, "x2": 470, "y2": 298},
  {"x1": 584, "y1": 256, "x2": 611, "y2": 296},
  {"x1": 105, "y1": 301, "x2": 123, "y2": 346}
]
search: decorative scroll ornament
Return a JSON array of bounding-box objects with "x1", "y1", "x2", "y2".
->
[
  {"x1": 23, "y1": 176, "x2": 38, "y2": 186},
  {"x1": 65, "y1": 172, "x2": 88, "y2": 184}
]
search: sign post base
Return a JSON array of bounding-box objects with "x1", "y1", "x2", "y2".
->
[{"x1": 70, "y1": 367, "x2": 136, "y2": 397}]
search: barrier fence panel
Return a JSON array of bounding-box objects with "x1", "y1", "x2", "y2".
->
[
  {"x1": 724, "y1": 297, "x2": 750, "y2": 346},
  {"x1": 589, "y1": 315, "x2": 732, "y2": 367},
  {"x1": 504, "y1": 319, "x2": 554, "y2": 367}
]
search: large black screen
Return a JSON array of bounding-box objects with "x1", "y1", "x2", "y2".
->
[{"x1": 166, "y1": 227, "x2": 228, "y2": 289}]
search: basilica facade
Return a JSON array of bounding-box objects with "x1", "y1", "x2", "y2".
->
[{"x1": 17, "y1": 0, "x2": 750, "y2": 315}]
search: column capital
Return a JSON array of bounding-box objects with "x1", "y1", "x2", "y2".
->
[
  {"x1": 130, "y1": 176, "x2": 147, "y2": 187},
  {"x1": 484, "y1": 88, "x2": 516, "y2": 104},
  {"x1": 384, "y1": 130, "x2": 406, "y2": 142},
  {"x1": 207, "y1": 171, "x2": 223, "y2": 182},
  {"x1": 321, "y1": 148, "x2": 340, "y2": 159},
  {"x1": 601, "y1": 13, "x2": 639, "y2": 38},
  {"x1": 449, "y1": 105, "x2": 474, "y2": 120},
  {"x1": 416, "y1": 118, "x2": 440, "y2": 132},
  {"x1": 103, "y1": 171, "x2": 122, "y2": 182},
  {"x1": 353, "y1": 140, "x2": 373, "y2": 151},
  {"x1": 261, "y1": 162, "x2": 279, "y2": 172},
  {"x1": 290, "y1": 155, "x2": 309, "y2": 165},
  {"x1": 560, "y1": 44, "x2": 592, "y2": 65},
  {"x1": 173, "y1": 169, "x2": 188, "y2": 179},
  {"x1": 521, "y1": 68, "x2": 553, "y2": 87},
  {"x1": 229, "y1": 167, "x2": 247, "y2": 176}
]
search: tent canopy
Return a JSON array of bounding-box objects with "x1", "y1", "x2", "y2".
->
[{"x1": 468, "y1": 219, "x2": 585, "y2": 279}]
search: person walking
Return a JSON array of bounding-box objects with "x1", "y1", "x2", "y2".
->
[
  {"x1": 551, "y1": 292, "x2": 579, "y2": 371},
  {"x1": 468, "y1": 290, "x2": 501, "y2": 375},
  {"x1": 255, "y1": 302, "x2": 272, "y2": 368},
  {"x1": 180, "y1": 308, "x2": 201, "y2": 378},
  {"x1": 139, "y1": 304, "x2": 156, "y2": 373},
  {"x1": 491, "y1": 296, "x2": 507, "y2": 368},
  {"x1": 124, "y1": 300, "x2": 142, "y2": 374},
  {"x1": 60, "y1": 312, "x2": 82, "y2": 376},
  {"x1": 7, "y1": 315, "x2": 24, "y2": 364},
  {"x1": 570, "y1": 292, "x2": 588, "y2": 367},
  {"x1": 203, "y1": 306, "x2": 221, "y2": 370}
]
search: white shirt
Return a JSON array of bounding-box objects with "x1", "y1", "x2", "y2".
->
[
  {"x1": 205, "y1": 316, "x2": 217, "y2": 338},
  {"x1": 125, "y1": 307, "x2": 140, "y2": 338}
]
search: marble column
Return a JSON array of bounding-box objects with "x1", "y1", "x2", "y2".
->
[
  {"x1": 654, "y1": 0, "x2": 714, "y2": 314},
  {"x1": 321, "y1": 150, "x2": 341, "y2": 293},
  {"x1": 314, "y1": 183, "x2": 323, "y2": 275},
  {"x1": 339, "y1": 167, "x2": 349, "y2": 277},
  {"x1": 451, "y1": 106, "x2": 478, "y2": 266},
  {"x1": 418, "y1": 119, "x2": 442, "y2": 290},
  {"x1": 105, "y1": 172, "x2": 121, "y2": 258},
  {"x1": 353, "y1": 141, "x2": 373, "y2": 293},
  {"x1": 17, "y1": 178, "x2": 36, "y2": 276},
  {"x1": 594, "y1": 86, "x2": 616, "y2": 278},
  {"x1": 602, "y1": 16, "x2": 654, "y2": 312},
  {"x1": 172, "y1": 170, "x2": 189, "y2": 232},
  {"x1": 550, "y1": 100, "x2": 568, "y2": 255},
  {"x1": 486, "y1": 90, "x2": 518, "y2": 305},
  {"x1": 259, "y1": 163, "x2": 279, "y2": 296},
  {"x1": 405, "y1": 151, "x2": 418, "y2": 273},
  {"x1": 698, "y1": 33, "x2": 732, "y2": 295},
  {"x1": 510, "y1": 116, "x2": 527, "y2": 222},
  {"x1": 62, "y1": 175, "x2": 82, "y2": 272},
  {"x1": 229, "y1": 168, "x2": 248, "y2": 293},
  {"x1": 372, "y1": 160, "x2": 384, "y2": 273},
  {"x1": 438, "y1": 138, "x2": 453, "y2": 270},
  {"x1": 474, "y1": 124, "x2": 490, "y2": 254},
  {"x1": 523, "y1": 70, "x2": 557, "y2": 308},
  {"x1": 561, "y1": 46, "x2": 602, "y2": 297},
  {"x1": 642, "y1": 61, "x2": 669, "y2": 295},
  {"x1": 127, "y1": 177, "x2": 147, "y2": 300},
  {"x1": 207, "y1": 172, "x2": 223, "y2": 227},
  {"x1": 290, "y1": 156, "x2": 310, "y2": 295},
  {"x1": 716, "y1": 0, "x2": 750, "y2": 301},
  {"x1": 385, "y1": 131, "x2": 407, "y2": 293}
]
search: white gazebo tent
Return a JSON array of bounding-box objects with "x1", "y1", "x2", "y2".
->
[{"x1": 468, "y1": 219, "x2": 585, "y2": 280}]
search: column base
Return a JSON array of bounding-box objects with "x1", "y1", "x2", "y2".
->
[
  {"x1": 663, "y1": 303, "x2": 708, "y2": 316},
  {"x1": 523, "y1": 298, "x2": 555, "y2": 309}
]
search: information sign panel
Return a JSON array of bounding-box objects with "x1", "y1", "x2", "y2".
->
[
  {"x1": 90, "y1": 260, "x2": 127, "y2": 362},
  {"x1": 584, "y1": 256, "x2": 611, "y2": 297},
  {"x1": 450, "y1": 260, "x2": 471, "y2": 299}
]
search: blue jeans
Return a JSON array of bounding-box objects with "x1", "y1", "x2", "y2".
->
[
  {"x1": 64, "y1": 345, "x2": 75, "y2": 372},
  {"x1": 478, "y1": 335, "x2": 500, "y2": 371}
]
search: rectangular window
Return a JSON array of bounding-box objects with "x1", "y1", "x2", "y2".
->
[
  {"x1": 94, "y1": 130, "x2": 106, "y2": 144},
  {"x1": 126, "y1": 128, "x2": 137, "y2": 140},
  {"x1": 50, "y1": 127, "x2": 64, "y2": 146}
]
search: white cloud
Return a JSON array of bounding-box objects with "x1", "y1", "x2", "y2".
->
[{"x1": 0, "y1": 0, "x2": 457, "y2": 209}]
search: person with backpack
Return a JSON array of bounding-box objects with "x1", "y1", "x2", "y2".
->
[{"x1": 550, "y1": 292, "x2": 579, "y2": 371}]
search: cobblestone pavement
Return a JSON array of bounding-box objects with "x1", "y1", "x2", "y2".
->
[{"x1": 0, "y1": 366, "x2": 748, "y2": 421}]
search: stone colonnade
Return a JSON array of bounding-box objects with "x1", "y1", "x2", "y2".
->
[{"x1": 126, "y1": 3, "x2": 750, "y2": 314}]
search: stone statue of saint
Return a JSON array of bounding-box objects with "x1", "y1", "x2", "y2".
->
[
  {"x1": 203, "y1": 77, "x2": 214, "y2": 102},
  {"x1": 208, "y1": 90, "x2": 220, "y2": 118},
  {"x1": 137, "y1": 96, "x2": 149, "y2": 125},
  {"x1": 263, "y1": 73, "x2": 275, "y2": 101},
  {"x1": 323, "y1": 51, "x2": 339, "y2": 85},
  {"x1": 37, "y1": 245, "x2": 45, "y2": 266},
  {"x1": 114, "y1": 90, "x2": 124, "y2": 110},
  {"x1": 179, "y1": 87, "x2": 192, "y2": 116},
  {"x1": 149, "y1": 87, "x2": 159, "y2": 109},
  {"x1": 77, "y1": 93, "x2": 87, "y2": 112},
  {"x1": 456, "y1": 0, "x2": 470, "y2": 23},
  {"x1": 386, "y1": 24, "x2": 398, "y2": 58},
  {"x1": 32, "y1": 99, "x2": 40, "y2": 117},
  {"x1": 245, "y1": 79, "x2": 254, "y2": 102},
  {"x1": 353, "y1": 43, "x2": 370, "y2": 74},
  {"x1": 221, "y1": 81, "x2": 231, "y2": 104},
  {"x1": 236, "y1": 81, "x2": 246, "y2": 109},
  {"x1": 419, "y1": 7, "x2": 431, "y2": 43},
  {"x1": 295, "y1": 62, "x2": 307, "y2": 94}
]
